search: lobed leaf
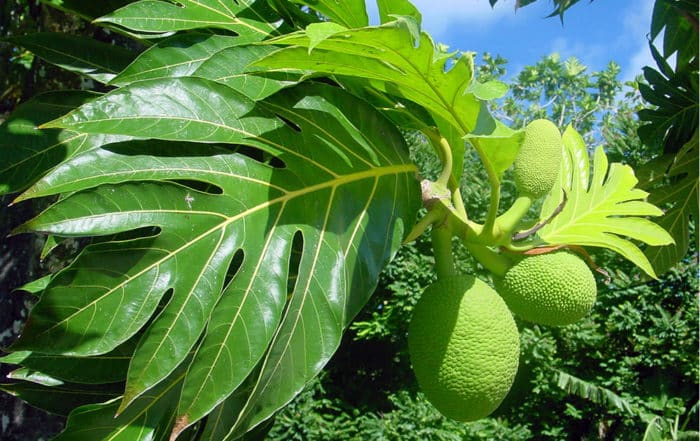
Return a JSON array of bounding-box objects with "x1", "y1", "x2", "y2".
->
[
  {"x1": 641, "y1": 130, "x2": 699, "y2": 275},
  {"x1": 253, "y1": 19, "x2": 516, "y2": 181},
  {"x1": 15, "y1": 79, "x2": 420, "y2": 437},
  {"x1": 539, "y1": 126, "x2": 673, "y2": 278}
]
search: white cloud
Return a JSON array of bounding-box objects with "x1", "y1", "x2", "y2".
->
[
  {"x1": 548, "y1": 36, "x2": 605, "y2": 67},
  {"x1": 544, "y1": 0, "x2": 656, "y2": 81},
  {"x1": 621, "y1": 0, "x2": 655, "y2": 80},
  {"x1": 624, "y1": 44, "x2": 655, "y2": 81}
]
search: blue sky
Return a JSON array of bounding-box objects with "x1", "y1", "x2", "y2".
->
[{"x1": 369, "y1": 0, "x2": 656, "y2": 82}]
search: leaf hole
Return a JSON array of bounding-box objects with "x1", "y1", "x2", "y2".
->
[
  {"x1": 233, "y1": 145, "x2": 286, "y2": 169},
  {"x1": 170, "y1": 179, "x2": 223, "y2": 195},
  {"x1": 286, "y1": 231, "x2": 304, "y2": 298},
  {"x1": 164, "y1": 0, "x2": 185, "y2": 8},
  {"x1": 92, "y1": 226, "x2": 163, "y2": 243},
  {"x1": 145, "y1": 288, "x2": 175, "y2": 327},
  {"x1": 224, "y1": 249, "x2": 245, "y2": 288},
  {"x1": 275, "y1": 113, "x2": 302, "y2": 133},
  {"x1": 102, "y1": 140, "x2": 233, "y2": 157}
]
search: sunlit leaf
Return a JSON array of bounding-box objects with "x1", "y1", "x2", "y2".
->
[
  {"x1": 109, "y1": 33, "x2": 245, "y2": 86},
  {"x1": 539, "y1": 126, "x2": 673, "y2": 278},
  {"x1": 253, "y1": 19, "x2": 518, "y2": 181},
  {"x1": 291, "y1": 0, "x2": 368, "y2": 28}
]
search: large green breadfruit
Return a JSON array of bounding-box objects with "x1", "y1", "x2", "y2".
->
[
  {"x1": 498, "y1": 251, "x2": 597, "y2": 326},
  {"x1": 408, "y1": 275, "x2": 520, "y2": 422},
  {"x1": 513, "y1": 119, "x2": 562, "y2": 199}
]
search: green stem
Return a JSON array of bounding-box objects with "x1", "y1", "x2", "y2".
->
[
  {"x1": 423, "y1": 127, "x2": 453, "y2": 188},
  {"x1": 472, "y1": 138, "x2": 502, "y2": 239},
  {"x1": 463, "y1": 242, "x2": 511, "y2": 277},
  {"x1": 501, "y1": 240, "x2": 542, "y2": 253},
  {"x1": 451, "y1": 186, "x2": 469, "y2": 223},
  {"x1": 431, "y1": 224, "x2": 456, "y2": 278},
  {"x1": 403, "y1": 206, "x2": 446, "y2": 244},
  {"x1": 495, "y1": 195, "x2": 533, "y2": 240}
]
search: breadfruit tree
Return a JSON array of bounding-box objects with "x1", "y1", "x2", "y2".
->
[{"x1": 0, "y1": 0, "x2": 681, "y2": 439}]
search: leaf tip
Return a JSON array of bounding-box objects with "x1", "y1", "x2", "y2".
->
[
  {"x1": 38, "y1": 118, "x2": 64, "y2": 130},
  {"x1": 115, "y1": 387, "x2": 140, "y2": 417}
]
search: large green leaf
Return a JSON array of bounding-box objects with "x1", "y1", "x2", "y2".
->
[
  {"x1": 376, "y1": 0, "x2": 422, "y2": 25},
  {"x1": 95, "y1": 0, "x2": 284, "y2": 38},
  {"x1": 252, "y1": 19, "x2": 515, "y2": 181},
  {"x1": 290, "y1": 0, "x2": 368, "y2": 28},
  {"x1": 15, "y1": 79, "x2": 420, "y2": 436},
  {"x1": 8, "y1": 32, "x2": 136, "y2": 83},
  {"x1": 539, "y1": 126, "x2": 673, "y2": 278},
  {"x1": 641, "y1": 130, "x2": 699, "y2": 275},
  {"x1": 555, "y1": 370, "x2": 637, "y2": 417}
]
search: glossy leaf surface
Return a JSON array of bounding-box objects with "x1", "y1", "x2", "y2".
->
[{"x1": 15, "y1": 79, "x2": 419, "y2": 436}]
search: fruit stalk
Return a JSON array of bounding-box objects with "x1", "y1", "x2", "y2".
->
[
  {"x1": 431, "y1": 224, "x2": 456, "y2": 278},
  {"x1": 463, "y1": 242, "x2": 511, "y2": 277}
]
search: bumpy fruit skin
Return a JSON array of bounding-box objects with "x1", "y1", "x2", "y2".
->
[
  {"x1": 513, "y1": 119, "x2": 563, "y2": 199},
  {"x1": 408, "y1": 275, "x2": 520, "y2": 422},
  {"x1": 498, "y1": 251, "x2": 597, "y2": 326}
]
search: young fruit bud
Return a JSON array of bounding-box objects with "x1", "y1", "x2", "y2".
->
[
  {"x1": 408, "y1": 275, "x2": 520, "y2": 422},
  {"x1": 497, "y1": 251, "x2": 597, "y2": 326},
  {"x1": 513, "y1": 119, "x2": 563, "y2": 199}
]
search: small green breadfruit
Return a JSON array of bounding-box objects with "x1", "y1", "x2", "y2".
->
[
  {"x1": 408, "y1": 275, "x2": 520, "y2": 422},
  {"x1": 498, "y1": 251, "x2": 597, "y2": 326},
  {"x1": 513, "y1": 119, "x2": 562, "y2": 198}
]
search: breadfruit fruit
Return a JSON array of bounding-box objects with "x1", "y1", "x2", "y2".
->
[
  {"x1": 498, "y1": 251, "x2": 597, "y2": 326},
  {"x1": 513, "y1": 119, "x2": 562, "y2": 198},
  {"x1": 408, "y1": 275, "x2": 520, "y2": 422}
]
